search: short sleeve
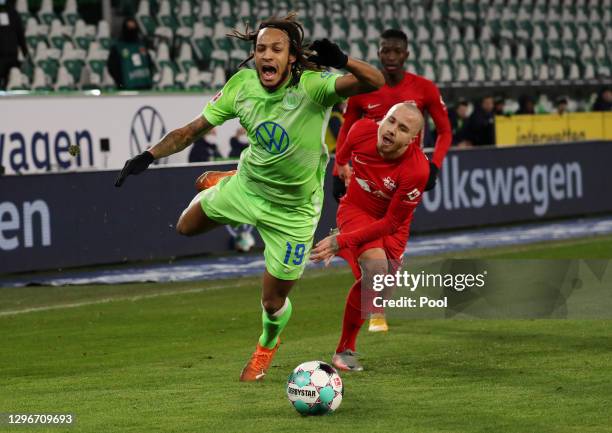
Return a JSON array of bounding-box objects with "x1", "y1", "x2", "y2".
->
[
  {"x1": 301, "y1": 70, "x2": 344, "y2": 107},
  {"x1": 202, "y1": 70, "x2": 245, "y2": 126}
]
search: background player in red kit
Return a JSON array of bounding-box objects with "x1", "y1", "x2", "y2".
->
[
  {"x1": 333, "y1": 28, "x2": 452, "y2": 332},
  {"x1": 311, "y1": 103, "x2": 428, "y2": 371}
]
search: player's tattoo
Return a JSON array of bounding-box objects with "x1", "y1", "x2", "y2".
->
[{"x1": 152, "y1": 117, "x2": 213, "y2": 158}]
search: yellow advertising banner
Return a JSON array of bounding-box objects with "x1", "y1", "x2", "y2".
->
[{"x1": 495, "y1": 112, "x2": 612, "y2": 147}]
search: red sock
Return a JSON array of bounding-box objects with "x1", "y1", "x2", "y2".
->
[{"x1": 336, "y1": 279, "x2": 366, "y2": 353}]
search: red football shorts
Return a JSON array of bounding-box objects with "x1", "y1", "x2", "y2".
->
[{"x1": 336, "y1": 202, "x2": 410, "y2": 280}]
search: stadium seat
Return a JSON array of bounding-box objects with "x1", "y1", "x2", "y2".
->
[
  {"x1": 505, "y1": 61, "x2": 518, "y2": 81},
  {"x1": 85, "y1": 41, "x2": 108, "y2": 79},
  {"x1": 212, "y1": 65, "x2": 226, "y2": 89},
  {"x1": 197, "y1": 0, "x2": 213, "y2": 27},
  {"x1": 157, "y1": 0, "x2": 179, "y2": 32},
  {"x1": 433, "y1": 43, "x2": 448, "y2": 63},
  {"x1": 34, "y1": 41, "x2": 59, "y2": 84},
  {"x1": 519, "y1": 60, "x2": 534, "y2": 81},
  {"x1": 25, "y1": 17, "x2": 45, "y2": 53},
  {"x1": 79, "y1": 64, "x2": 100, "y2": 90},
  {"x1": 488, "y1": 61, "x2": 503, "y2": 81},
  {"x1": 536, "y1": 62, "x2": 550, "y2": 80},
  {"x1": 155, "y1": 65, "x2": 176, "y2": 90},
  {"x1": 455, "y1": 61, "x2": 470, "y2": 82},
  {"x1": 31, "y1": 66, "x2": 53, "y2": 91},
  {"x1": 38, "y1": 0, "x2": 56, "y2": 27},
  {"x1": 483, "y1": 43, "x2": 497, "y2": 62},
  {"x1": 185, "y1": 66, "x2": 205, "y2": 90},
  {"x1": 214, "y1": 22, "x2": 235, "y2": 52},
  {"x1": 422, "y1": 62, "x2": 436, "y2": 82},
  {"x1": 6, "y1": 67, "x2": 29, "y2": 91},
  {"x1": 451, "y1": 43, "x2": 466, "y2": 62},
  {"x1": 100, "y1": 66, "x2": 116, "y2": 91},
  {"x1": 418, "y1": 43, "x2": 434, "y2": 62},
  {"x1": 62, "y1": 0, "x2": 80, "y2": 27},
  {"x1": 210, "y1": 49, "x2": 229, "y2": 69},
  {"x1": 568, "y1": 62, "x2": 581, "y2": 80},
  {"x1": 515, "y1": 43, "x2": 527, "y2": 60},
  {"x1": 96, "y1": 21, "x2": 111, "y2": 50},
  {"x1": 153, "y1": 25, "x2": 173, "y2": 46},
  {"x1": 60, "y1": 41, "x2": 85, "y2": 84},
  {"x1": 15, "y1": 0, "x2": 31, "y2": 25},
  {"x1": 49, "y1": 19, "x2": 70, "y2": 50},
  {"x1": 472, "y1": 62, "x2": 486, "y2": 82},
  {"x1": 229, "y1": 47, "x2": 248, "y2": 71},
  {"x1": 193, "y1": 29, "x2": 215, "y2": 65},
  {"x1": 55, "y1": 66, "x2": 76, "y2": 91},
  {"x1": 177, "y1": 0, "x2": 196, "y2": 28},
  {"x1": 136, "y1": 0, "x2": 158, "y2": 37},
  {"x1": 467, "y1": 43, "x2": 482, "y2": 62},
  {"x1": 73, "y1": 19, "x2": 93, "y2": 51},
  {"x1": 437, "y1": 62, "x2": 453, "y2": 83}
]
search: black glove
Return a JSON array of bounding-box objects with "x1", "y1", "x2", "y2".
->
[
  {"x1": 332, "y1": 175, "x2": 347, "y2": 203},
  {"x1": 424, "y1": 162, "x2": 439, "y2": 191},
  {"x1": 308, "y1": 39, "x2": 348, "y2": 69},
  {"x1": 114, "y1": 151, "x2": 155, "y2": 187}
]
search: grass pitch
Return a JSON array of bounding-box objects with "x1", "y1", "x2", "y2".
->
[{"x1": 1, "y1": 236, "x2": 611, "y2": 433}]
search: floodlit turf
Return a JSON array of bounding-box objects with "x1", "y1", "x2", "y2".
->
[{"x1": 1, "y1": 238, "x2": 611, "y2": 433}]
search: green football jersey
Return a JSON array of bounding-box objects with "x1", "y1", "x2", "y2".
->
[{"x1": 202, "y1": 69, "x2": 344, "y2": 206}]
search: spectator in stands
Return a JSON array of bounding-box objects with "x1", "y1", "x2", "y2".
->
[
  {"x1": 188, "y1": 130, "x2": 222, "y2": 162},
  {"x1": 457, "y1": 95, "x2": 495, "y2": 147},
  {"x1": 229, "y1": 127, "x2": 248, "y2": 158},
  {"x1": 107, "y1": 17, "x2": 153, "y2": 90},
  {"x1": 494, "y1": 97, "x2": 505, "y2": 115},
  {"x1": 0, "y1": 0, "x2": 29, "y2": 90},
  {"x1": 516, "y1": 95, "x2": 535, "y2": 115},
  {"x1": 592, "y1": 89, "x2": 611, "y2": 112},
  {"x1": 555, "y1": 97, "x2": 568, "y2": 115},
  {"x1": 449, "y1": 99, "x2": 469, "y2": 145}
]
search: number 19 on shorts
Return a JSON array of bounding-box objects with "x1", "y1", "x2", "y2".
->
[{"x1": 283, "y1": 242, "x2": 306, "y2": 265}]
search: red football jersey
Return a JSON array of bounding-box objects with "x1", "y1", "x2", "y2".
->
[
  {"x1": 335, "y1": 72, "x2": 451, "y2": 173},
  {"x1": 335, "y1": 118, "x2": 429, "y2": 250}
]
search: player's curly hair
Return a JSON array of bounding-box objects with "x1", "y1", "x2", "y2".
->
[{"x1": 228, "y1": 12, "x2": 321, "y2": 87}]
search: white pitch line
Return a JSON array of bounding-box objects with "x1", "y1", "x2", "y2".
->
[
  {"x1": 0, "y1": 282, "x2": 244, "y2": 317},
  {"x1": 0, "y1": 270, "x2": 344, "y2": 317}
]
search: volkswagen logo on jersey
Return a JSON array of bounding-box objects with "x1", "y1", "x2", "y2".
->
[
  {"x1": 130, "y1": 106, "x2": 167, "y2": 161},
  {"x1": 255, "y1": 121, "x2": 290, "y2": 154}
]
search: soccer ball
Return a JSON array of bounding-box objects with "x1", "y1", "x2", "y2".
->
[{"x1": 286, "y1": 361, "x2": 343, "y2": 415}]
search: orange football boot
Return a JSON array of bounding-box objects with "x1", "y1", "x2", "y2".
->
[
  {"x1": 195, "y1": 170, "x2": 237, "y2": 192},
  {"x1": 239, "y1": 339, "x2": 281, "y2": 382}
]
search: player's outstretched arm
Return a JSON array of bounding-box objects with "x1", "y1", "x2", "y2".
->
[
  {"x1": 335, "y1": 57, "x2": 385, "y2": 97},
  {"x1": 308, "y1": 38, "x2": 383, "y2": 97},
  {"x1": 115, "y1": 115, "x2": 214, "y2": 187}
]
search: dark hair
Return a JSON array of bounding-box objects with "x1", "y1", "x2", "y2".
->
[
  {"x1": 228, "y1": 12, "x2": 320, "y2": 87},
  {"x1": 380, "y1": 29, "x2": 408, "y2": 45}
]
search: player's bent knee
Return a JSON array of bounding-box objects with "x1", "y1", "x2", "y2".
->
[{"x1": 261, "y1": 297, "x2": 285, "y2": 314}]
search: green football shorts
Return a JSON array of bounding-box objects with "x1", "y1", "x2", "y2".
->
[{"x1": 199, "y1": 174, "x2": 323, "y2": 280}]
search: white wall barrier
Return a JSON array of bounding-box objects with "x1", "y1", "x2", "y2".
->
[{"x1": 0, "y1": 93, "x2": 241, "y2": 175}]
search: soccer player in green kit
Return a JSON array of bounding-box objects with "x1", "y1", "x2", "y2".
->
[{"x1": 114, "y1": 14, "x2": 384, "y2": 381}]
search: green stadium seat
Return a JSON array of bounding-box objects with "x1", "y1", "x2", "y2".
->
[
  {"x1": 136, "y1": 0, "x2": 158, "y2": 38},
  {"x1": 15, "y1": 0, "x2": 31, "y2": 26},
  {"x1": 38, "y1": 0, "x2": 56, "y2": 27},
  {"x1": 62, "y1": 0, "x2": 80, "y2": 27},
  {"x1": 25, "y1": 18, "x2": 45, "y2": 53},
  {"x1": 55, "y1": 65, "x2": 76, "y2": 91},
  {"x1": 31, "y1": 66, "x2": 53, "y2": 91},
  {"x1": 6, "y1": 67, "x2": 29, "y2": 91}
]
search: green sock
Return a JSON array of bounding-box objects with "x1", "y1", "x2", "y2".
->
[{"x1": 258, "y1": 298, "x2": 292, "y2": 349}]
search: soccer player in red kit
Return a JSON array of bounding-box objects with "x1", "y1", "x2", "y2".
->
[
  {"x1": 311, "y1": 103, "x2": 428, "y2": 371},
  {"x1": 333, "y1": 28, "x2": 452, "y2": 333}
]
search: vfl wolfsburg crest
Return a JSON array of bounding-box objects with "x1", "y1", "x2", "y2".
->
[
  {"x1": 282, "y1": 90, "x2": 301, "y2": 110},
  {"x1": 255, "y1": 121, "x2": 290, "y2": 154}
]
